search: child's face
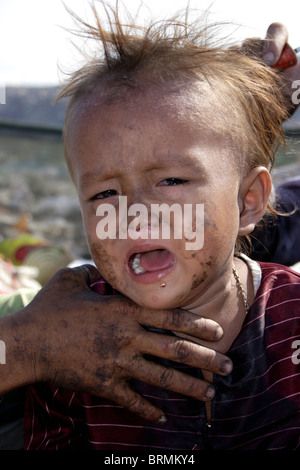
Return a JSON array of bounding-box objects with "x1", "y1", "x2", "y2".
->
[{"x1": 68, "y1": 84, "x2": 243, "y2": 310}]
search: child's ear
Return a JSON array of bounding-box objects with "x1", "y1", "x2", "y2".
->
[{"x1": 238, "y1": 166, "x2": 272, "y2": 237}]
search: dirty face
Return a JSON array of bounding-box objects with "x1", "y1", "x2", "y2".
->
[{"x1": 67, "y1": 84, "x2": 241, "y2": 310}]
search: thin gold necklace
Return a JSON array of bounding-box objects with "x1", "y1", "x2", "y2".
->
[{"x1": 232, "y1": 264, "x2": 249, "y2": 315}]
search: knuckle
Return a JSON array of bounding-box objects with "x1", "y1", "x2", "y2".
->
[
  {"x1": 159, "y1": 368, "x2": 175, "y2": 388},
  {"x1": 52, "y1": 267, "x2": 86, "y2": 290},
  {"x1": 52, "y1": 267, "x2": 74, "y2": 281},
  {"x1": 57, "y1": 266, "x2": 72, "y2": 275},
  {"x1": 173, "y1": 340, "x2": 190, "y2": 362},
  {"x1": 126, "y1": 395, "x2": 142, "y2": 413},
  {"x1": 170, "y1": 309, "x2": 185, "y2": 328},
  {"x1": 118, "y1": 297, "x2": 139, "y2": 318},
  {"x1": 41, "y1": 267, "x2": 75, "y2": 293}
]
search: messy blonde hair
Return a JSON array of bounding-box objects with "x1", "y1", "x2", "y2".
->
[{"x1": 57, "y1": 1, "x2": 289, "y2": 252}]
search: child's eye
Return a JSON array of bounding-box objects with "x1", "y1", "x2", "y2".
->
[
  {"x1": 92, "y1": 189, "x2": 118, "y2": 200},
  {"x1": 159, "y1": 178, "x2": 188, "y2": 186}
]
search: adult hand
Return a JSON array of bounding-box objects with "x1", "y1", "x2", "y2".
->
[
  {"x1": 263, "y1": 23, "x2": 300, "y2": 115},
  {"x1": 0, "y1": 264, "x2": 231, "y2": 423},
  {"x1": 242, "y1": 22, "x2": 300, "y2": 114}
]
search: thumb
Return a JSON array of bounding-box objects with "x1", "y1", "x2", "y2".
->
[
  {"x1": 72, "y1": 263, "x2": 102, "y2": 286},
  {"x1": 262, "y1": 22, "x2": 288, "y2": 65}
]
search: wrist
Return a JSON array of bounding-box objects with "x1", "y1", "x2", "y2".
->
[{"x1": 0, "y1": 310, "x2": 39, "y2": 394}]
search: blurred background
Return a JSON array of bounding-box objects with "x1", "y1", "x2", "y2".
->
[{"x1": 0, "y1": 0, "x2": 299, "y2": 289}]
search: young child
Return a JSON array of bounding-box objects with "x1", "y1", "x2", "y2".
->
[{"x1": 24, "y1": 3, "x2": 300, "y2": 450}]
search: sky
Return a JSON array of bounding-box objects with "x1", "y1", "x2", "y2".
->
[{"x1": 0, "y1": 0, "x2": 299, "y2": 86}]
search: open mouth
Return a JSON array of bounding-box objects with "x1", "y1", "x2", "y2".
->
[{"x1": 128, "y1": 248, "x2": 175, "y2": 283}]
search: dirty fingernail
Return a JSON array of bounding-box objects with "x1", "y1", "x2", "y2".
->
[
  {"x1": 221, "y1": 359, "x2": 233, "y2": 375},
  {"x1": 158, "y1": 415, "x2": 167, "y2": 424},
  {"x1": 205, "y1": 385, "x2": 215, "y2": 400}
]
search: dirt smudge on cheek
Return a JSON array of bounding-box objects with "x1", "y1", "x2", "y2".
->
[
  {"x1": 89, "y1": 240, "x2": 122, "y2": 288},
  {"x1": 191, "y1": 271, "x2": 207, "y2": 290},
  {"x1": 186, "y1": 212, "x2": 218, "y2": 293},
  {"x1": 190, "y1": 255, "x2": 215, "y2": 291}
]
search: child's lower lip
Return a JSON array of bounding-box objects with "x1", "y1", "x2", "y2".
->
[
  {"x1": 127, "y1": 263, "x2": 175, "y2": 283},
  {"x1": 126, "y1": 251, "x2": 176, "y2": 284}
]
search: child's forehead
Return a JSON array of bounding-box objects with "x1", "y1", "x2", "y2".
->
[
  {"x1": 66, "y1": 78, "x2": 244, "y2": 179},
  {"x1": 68, "y1": 79, "x2": 214, "y2": 130},
  {"x1": 67, "y1": 83, "x2": 227, "y2": 168}
]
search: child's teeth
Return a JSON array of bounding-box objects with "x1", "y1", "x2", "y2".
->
[{"x1": 132, "y1": 253, "x2": 146, "y2": 274}]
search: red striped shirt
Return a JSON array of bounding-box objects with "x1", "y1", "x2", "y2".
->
[{"x1": 24, "y1": 263, "x2": 300, "y2": 450}]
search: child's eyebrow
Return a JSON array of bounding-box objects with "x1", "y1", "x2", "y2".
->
[
  {"x1": 78, "y1": 170, "x2": 118, "y2": 189},
  {"x1": 77, "y1": 152, "x2": 208, "y2": 189},
  {"x1": 145, "y1": 152, "x2": 210, "y2": 177}
]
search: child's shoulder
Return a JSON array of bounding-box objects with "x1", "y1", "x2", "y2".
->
[
  {"x1": 254, "y1": 261, "x2": 300, "y2": 320},
  {"x1": 258, "y1": 261, "x2": 300, "y2": 287}
]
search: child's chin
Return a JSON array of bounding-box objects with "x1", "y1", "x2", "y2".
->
[{"x1": 132, "y1": 293, "x2": 182, "y2": 311}]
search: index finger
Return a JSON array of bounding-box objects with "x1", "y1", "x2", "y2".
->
[
  {"x1": 138, "y1": 307, "x2": 223, "y2": 342},
  {"x1": 263, "y1": 22, "x2": 288, "y2": 65}
]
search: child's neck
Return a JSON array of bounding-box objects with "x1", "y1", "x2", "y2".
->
[
  {"x1": 175, "y1": 256, "x2": 254, "y2": 425},
  {"x1": 178, "y1": 256, "x2": 254, "y2": 355}
]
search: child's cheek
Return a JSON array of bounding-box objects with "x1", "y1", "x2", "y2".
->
[
  {"x1": 88, "y1": 240, "x2": 122, "y2": 289},
  {"x1": 189, "y1": 253, "x2": 216, "y2": 292}
]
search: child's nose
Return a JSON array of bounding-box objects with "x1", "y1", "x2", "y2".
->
[
  {"x1": 128, "y1": 221, "x2": 154, "y2": 240},
  {"x1": 126, "y1": 190, "x2": 159, "y2": 216},
  {"x1": 126, "y1": 188, "x2": 149, "y2": 207}
]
